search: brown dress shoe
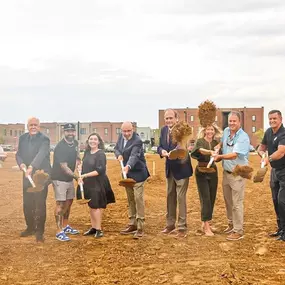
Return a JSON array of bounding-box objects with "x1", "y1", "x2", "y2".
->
[
  {"x1": 161, "y1": 226, "x2": 175, "y2": 234},
  {"x1": 133, "y1": 229, "x2": 144, "y2": 239},
  {"x1": 226, "y1": 232, "x2": 244, "y2": 241},
  {"x1": 120, "y1": 225, "x2": 137, "y2": 235},
  {"x1": 175, "y1": 230, "x2": 187, "y2": 238},
  {"x1": 223, "y1": 224, "x2": 233, "y2": 234}
]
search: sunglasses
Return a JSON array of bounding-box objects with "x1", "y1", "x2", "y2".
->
[{"x1": 226, "y1": 136, "x2": 234, "y2": 147}]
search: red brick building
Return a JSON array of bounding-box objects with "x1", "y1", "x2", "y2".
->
[
  {"x1": 39, "y1": 121, "x2": 137, "y2": 147},
  {"x1": 0, "y1": 123, "x2": 25, "y2": 148},
  {"x1": 159, "y1": 107, "x2": 264, "y2": 147}
]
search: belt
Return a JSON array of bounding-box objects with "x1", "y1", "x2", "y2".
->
[
  {"x1": 225, "y1": 170, "x2": 232, "y2": 174},
  {"x1": 198, "y1": 162, "x2": 209, "y2": 167}
]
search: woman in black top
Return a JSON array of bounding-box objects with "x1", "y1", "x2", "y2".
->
[
  {"x1": 191, "y1": 124, "x2": 222, "y2": 236},
  {"x1": 78, "y1": 133, "x2": 115, "y2": 238}
]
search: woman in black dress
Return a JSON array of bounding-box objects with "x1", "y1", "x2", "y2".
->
[{"x1": 78, "y1": 133, "x2": 115, "y2": 238}]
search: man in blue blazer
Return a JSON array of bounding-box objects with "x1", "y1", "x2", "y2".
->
[
  {"x1": 157, "y1": 109, "x2": 193, "y2": 237},
  {"x1": 115, "y1": 121, "x2": 150, "y2": 239},
  {"x1": 16, "y1": 117, "x2": 51, "y2": 242}
]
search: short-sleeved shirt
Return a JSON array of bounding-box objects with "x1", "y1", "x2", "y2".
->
[
  {"x1": 191, "y1": 138, "x2": 219, "y2": 163},
  {"x1": 51, "y1": 139, "x2": 79, "y2": 182},
  {"x1": 261, "y1": 124, "x2": 285, "y2": 169},
  {"x1": 221, "y1": 127, "x2": 250, "y2": 172}
]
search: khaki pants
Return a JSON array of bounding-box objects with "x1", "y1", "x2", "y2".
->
[
  {"x1": 125, "y1": 181, "x2": 145, "y2": 230},
  {"x1": 223, "y1": 171, "x2": 246, "y2": 234},
  {"x1": 166, "y1": 173, "x2": 189, "y2": 231}
]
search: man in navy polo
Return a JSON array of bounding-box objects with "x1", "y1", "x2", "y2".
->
[{"x1": 258, "y1": 110, "x2": 285, "y2": 241}]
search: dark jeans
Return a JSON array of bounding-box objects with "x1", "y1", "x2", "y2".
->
[
  {"x1": 270, "y1": 168, "x2": 285, "y2": 231},
  {"x1": 195, "y1": 168, "x2": 218, "y2": 222},
  {"x1": 23, "y1": 185, "x2": 48, "y2": 234}
]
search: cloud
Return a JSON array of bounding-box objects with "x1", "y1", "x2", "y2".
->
[{"x1": 0, "y1": 0, "x2": 285, "y2": 128}]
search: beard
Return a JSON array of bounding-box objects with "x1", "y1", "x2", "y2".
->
[{"x1": 65, "y1": 135, "x2": 75, "y2": 143}]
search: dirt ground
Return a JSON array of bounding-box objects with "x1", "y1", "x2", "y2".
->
[{"x1": 1, "y1": 153, "x2": 285, "y2": 285}]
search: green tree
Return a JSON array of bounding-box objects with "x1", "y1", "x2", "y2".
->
[{"x1": 254, "y1": 128, "x2": 264, "y2": 144}]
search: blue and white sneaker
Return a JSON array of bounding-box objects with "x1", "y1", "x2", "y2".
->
[
  {"x1": 56, "y1": 231, "x2": 71, "y2": 242},
  {"x1": 63, "y1": 225, "x2": 80, "y2": 235}
]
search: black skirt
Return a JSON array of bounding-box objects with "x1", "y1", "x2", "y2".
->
[{"x1": 77, "y1": 175, "x2": 115, "y2": 209}]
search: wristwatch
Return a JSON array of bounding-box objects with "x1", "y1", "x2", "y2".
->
[{"x1": 269, "y1": 155, "x2": 273, "y2": 162}]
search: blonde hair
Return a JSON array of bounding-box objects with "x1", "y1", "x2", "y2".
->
[{"x1": 197, "y1": 123, "x2": 223, "y2": 141}]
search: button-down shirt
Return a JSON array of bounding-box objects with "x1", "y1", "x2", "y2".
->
[{"x1": 222, "y1": 127, "x2": 250, "y2": 172}]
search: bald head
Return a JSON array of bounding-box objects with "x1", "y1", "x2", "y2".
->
[
  {"x1": 27, "y1": 117, "x2": 40, "y2": 136},
  {"x1": 121, "y1": 121, "x2": 133, "y2": 140}
]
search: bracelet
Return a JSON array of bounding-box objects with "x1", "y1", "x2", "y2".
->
[{"x1": 269, "y1": 155, "x2": 273, "y2": 162}]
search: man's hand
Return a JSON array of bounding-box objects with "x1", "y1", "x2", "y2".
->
[
  {"x1": 263, "y1": 157, "x2": 269, "y2": 166},
  {"x1": 118, "y1": 155, "x2": 123, "y2": 161},
  {"x1": 26, "y1": 166, "x2": 33, "y2": 177},
  {"x1": 213, "y1": 154, "x2": 222, "y2": 162},
  {"x1": 161, "y1": 150, "x2": 169, "y2": 158},
  {"x1": 20, "y1": 163, "x2": 26, "y2": 171},
  {"x1": 123, "y1": 166, "x2": 130, "y2": 174},
  {"x1": 78, "y1": 177, "x2": 84, "y2": 185}
]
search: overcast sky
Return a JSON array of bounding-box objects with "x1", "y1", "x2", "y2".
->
[{"x1": 1, "y1": 0, "x2": 285, "y2": 128}]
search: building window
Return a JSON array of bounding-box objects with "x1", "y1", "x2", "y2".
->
[
  {"x1": 4, "y1": 129, "x2": 6, "y2": 136},
  {"x1": 252, "y1": 126, "x2": 256, "y2": 133},
  {"x1": 93, "y1": 128, "x2": 97, "y2": 133},
  {"x1": 140, "y1": 132, "x2": 145, "y2": 140},
  {"x1": 190, "y1": 115, "x2": 194, "y2": 122},
  {"x1": 46, "y1": 129, "x2": 49, "y2": 134},
  {"x1": 104, "y1": 128, "x2": 108, "y2": 135},
  {"x1": 252, "y1": 115, "x2": 256, "y2": 122},
  {"x1": 10, "y1": 130, "x2": 12, "y2": 136},
  {"x1": 80, "y1": 128, "x2": 86, "y2": 135},
  {"x1": 116, "y1": 128, "x2": 120, "y2": 134},
  {"x1": 14, "y1": 130, "x2": 17, "y2": 137}
]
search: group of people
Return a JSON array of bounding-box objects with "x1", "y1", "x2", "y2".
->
[
  {"x1": 3, "y1": 107, "x2": 285, "y2": 243},
  {"x1": 158, "y1": 108, "x2": 285, "y2": 242}
]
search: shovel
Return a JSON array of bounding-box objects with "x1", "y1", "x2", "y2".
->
[
  {"x1": 168, "y1": 148, "x2": 188, "y2": 160},
  {"x1": 118, "y1": 160, "x2": 136, "y2": 187},
  {"x1": 253, "y1": 153, "x2": 268, "y2": 183},
  {"x1": 77, "y1": 168, "x2": 91, "y2": 205},
  {"x1": 23, "y1": 167, "x2": 42, "y2": 193},
  {"x1": 207, "y1": 149, "x2": 219, "y2": 168}
]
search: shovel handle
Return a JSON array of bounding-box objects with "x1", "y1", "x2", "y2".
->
[
  {"x1": 261, "y1": 154, "x2": 266, "y2": 168},
  {"x1": 207, "y1": 149, "x2": 219, "y2": 168},
  {"x1": 77, "y1": 169, "x2": 85, "y2": 198},
  {"x1": 119, "y1": 160, "x2": 127, "y2": 179},
  {"x1": 22, "y1": 167, "x2": 36, "y2": 188}
]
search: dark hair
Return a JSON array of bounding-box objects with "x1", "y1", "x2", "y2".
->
[
  {"x1": 269, "y1": 110, "x2": 282, "y2": 117},
  {"x1": 228, "y1": 111, "x2": 241, "y2": 121},
  {"x1": 83, "y1": 133, "x2": 105, "y2": 158}
]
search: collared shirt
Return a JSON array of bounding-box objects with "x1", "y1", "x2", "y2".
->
[
  {"x1": 222, "y1": 127, "x2": 250, "y2": 172},
  {"x1": 123, "y1": 138, "x2": 128, "y2": 148},
  {"x1": 261, "y1": 124, "x2": 285, "y2": 169}
]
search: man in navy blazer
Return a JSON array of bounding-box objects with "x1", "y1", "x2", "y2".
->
[
  {"x1": 16, "y1": 117, "x2": 51, "y2": 242},
  {"x1": 157, "y1": 109, "x2": 193, "y2": 237},
  {"x1": 115, "y1": 121, "x2": 150, "y2": 239}
]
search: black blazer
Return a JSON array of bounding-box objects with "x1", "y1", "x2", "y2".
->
[
  {"x1": 157, "y1": 125, "x2": 193, "y2": 180},
  {"x1": 115, "y1": 132, "x2": 150, "y2": 183},
  {"x1": 16, "y1": 132, "x2": 51, "y2": 188}
]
